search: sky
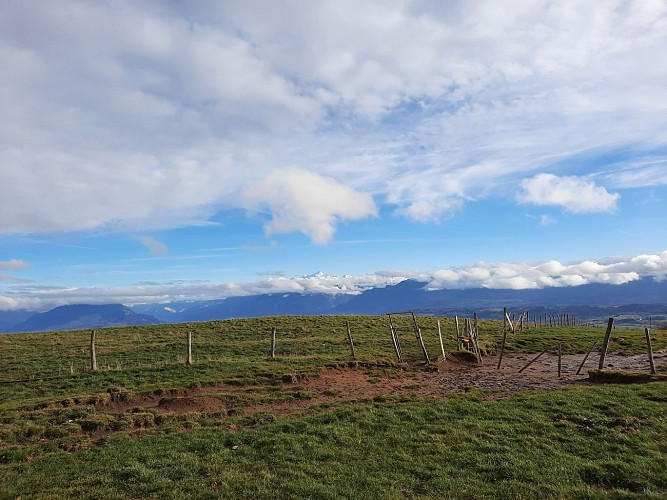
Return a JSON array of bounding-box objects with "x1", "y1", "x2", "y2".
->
[{"x1": 1, "y1": 0, "x2": 667, "y2": 311}]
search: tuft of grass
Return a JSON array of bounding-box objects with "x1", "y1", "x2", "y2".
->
[{"x1": 588, "y1": 369, "x2": 667, "y2": 384}]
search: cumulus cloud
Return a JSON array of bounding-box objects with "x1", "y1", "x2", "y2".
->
[
  {"x1": 2, "y1": 250, "x2": 667, "y2": 311},
  {"x1": 518, "y1": 174, "x2": 620, "y2": 213},
  {"x1": 242, "y1": 169, "x2": 377, "y2": 243},
  {"x1": 139, "y1": 236, "x2": 168, "y2": 257}
]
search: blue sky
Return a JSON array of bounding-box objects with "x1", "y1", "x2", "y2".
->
[{"x1": 1, "y1": 1, "x2": 667, "y2": 311}]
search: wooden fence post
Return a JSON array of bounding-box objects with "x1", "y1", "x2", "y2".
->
[
  {"x1": 416, "y1": 327, "x2": 430, "y2": 365},
  {"x1": 90, "y1": 330, "x2": 97, "y2": 372},
  {"x1": 598, "y1": 318, "x2": 614, "y2": 370},
  {"x1": 472, "y1": 312, "x2": 482, "y2": 363},
  {"x1": 346, "y1": 320, "x2": 356, "y2": 359},
  {"x1": 270, "y1": 327, "x2": 276, "y2": 359},
  {"x1": 387, "y1": 314, "x2": 402, "y2": 363},
  {"x1": 645, "y1": 328, "x2": 656, "y2": 374},
  {"x1": 437, "y1": 320, "x2": 446, "y2": 359},
  {"x1": 186, "y1": 331, "x2": 193, "y2": 365},
  {"x1": 497, "y1": 307, "x2": 508, "y2": 370},
  {"x1": 455, "y1": 316, "x2": 461, "y2": 350}
]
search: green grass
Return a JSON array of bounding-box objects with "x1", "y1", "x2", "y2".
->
[
  {"x1": 1, "y1": 316, "x2": 666, "y2": 498},
  {"x1": 1, "y1": 383, "x2": 666, "y2": 499},
  {"x1": 2, "y1": 316, "x2": 664, "y2": 398}
]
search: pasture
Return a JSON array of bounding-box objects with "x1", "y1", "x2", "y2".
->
[{"x1": 1, "y1": 315, "x2": 666, "y2": 499}]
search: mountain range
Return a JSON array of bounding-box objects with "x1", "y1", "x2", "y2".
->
[
  {"x1": 2, "y1": 277, "x2": 666, "y2": 333},
  {"x1": 4, "y1": 304, "x2": 160, "y2": 333}
]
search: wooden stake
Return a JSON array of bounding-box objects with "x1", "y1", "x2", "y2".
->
[
  {"x1": 387, "y1": 315, "x2": 402, "y2": 362},
  {"x1": 270, "y1": 327, "x2": 276, "y2": 359},
  {"x1": 470, "y1": 313, "x2": 481, "y2": 362},
  {"x1": 497, "y1": 307, "x2": 508, "y2": 370},
  {"x1": 645, "y1": 328, "x2": 656, "y2": 374},
  {"x1": 455, "y1": 316, "x2": 461, "y2": 350},
  {"x1": 186, "y1": 331, "x2": 193, "y2": 365},
  {"x1": 472, "y1": 336, "x2": 482, "y2": 364},
  {"x1": 598, "y1": 318, "x2": 614, "y2": 370},
  {"x1": 90, "y1": 330, "x2": 97, "y2": 372},
  {"x1": 576, "y1": 342, "x2": 597, "y2": 375},
  {"x1": 518, "y1": 348, "x2": 549, "y2": 373},
  {"x1": 437, "y1": 320, "x2": 446, "y2": 359},
  {"x1": 346, "y1": 320, "x2": 356, "y2": 359},
  {"x1": 557, "y1": 343, "x2": 562, "y2": 378},
  {"x1": 473, "y1": 312, "x2": 478, "y2": 339},
  {"x1": 505, "y1": 311, "x2": 514, "y2": 333},
  {"x1": 417, "y1": 327, "x2": 430, "y2": 365}
]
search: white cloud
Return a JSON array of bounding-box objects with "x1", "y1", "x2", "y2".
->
[
  {"x1": 605, "y1": 158, "x2": 667, "y2": 188},
  {"x1": 139, "y1": 236, "x2": 168, "y2": 257},
  {"x1": 0, "y1": 259, "x2": 31, "y2": 270},
  {"x1": 518, "y1": 174, "x2": 620, "y2": 213},
  {"x1": 2, "y1": 250, "x2": 667, "y2": 311},
  {"x1": 0, "y1": 1, "x2": 665, "y2": 237},
  {"x1": 242, "y1": 168, "x2": 377, "y2": 244},
  {"x1": 427, "y1": 250, "x2": 667, "y2": 290}
]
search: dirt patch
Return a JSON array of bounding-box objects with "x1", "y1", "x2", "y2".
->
[
  {"x1": 157, "y1": 397, "x2": 226, "y2": 413},
  {"x1": 92, "y1": 350, "x2": 666, "y2": 419}
]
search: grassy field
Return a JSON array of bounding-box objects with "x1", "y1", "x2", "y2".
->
[{"x1": 1, "y1": 315, "x2": 666, "y2": 498}]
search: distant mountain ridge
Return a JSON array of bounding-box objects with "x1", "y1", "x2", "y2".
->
[
  {"x1": 7, "y1": 304, "x2": 161, "y2": 333},
  {"x1": 2, "y1": 277, "x2": 666, "y2": 333},
  {"x1": 135, "y1": 276, "x2": 667, "y2": 323}
]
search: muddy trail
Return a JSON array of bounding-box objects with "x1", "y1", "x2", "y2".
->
[{"x1": 94, "y1": 350, "x2": 667, "y2": 419}]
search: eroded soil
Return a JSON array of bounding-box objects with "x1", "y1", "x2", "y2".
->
[{"x1": 94, "y1": 350, "x2": 667, "y2": 419}]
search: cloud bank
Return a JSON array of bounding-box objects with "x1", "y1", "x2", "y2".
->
[{"x1": 2, "y1": 250, "x2": 666, "y2": 311}]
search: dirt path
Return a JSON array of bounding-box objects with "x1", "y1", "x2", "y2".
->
[{"x1": 96, "y1": 350, "x2": 666, "y2": 418}]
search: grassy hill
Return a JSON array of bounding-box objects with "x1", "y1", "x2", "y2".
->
[{"x1": 1, "y1": 316, "x2": 666, "y2": 498}]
